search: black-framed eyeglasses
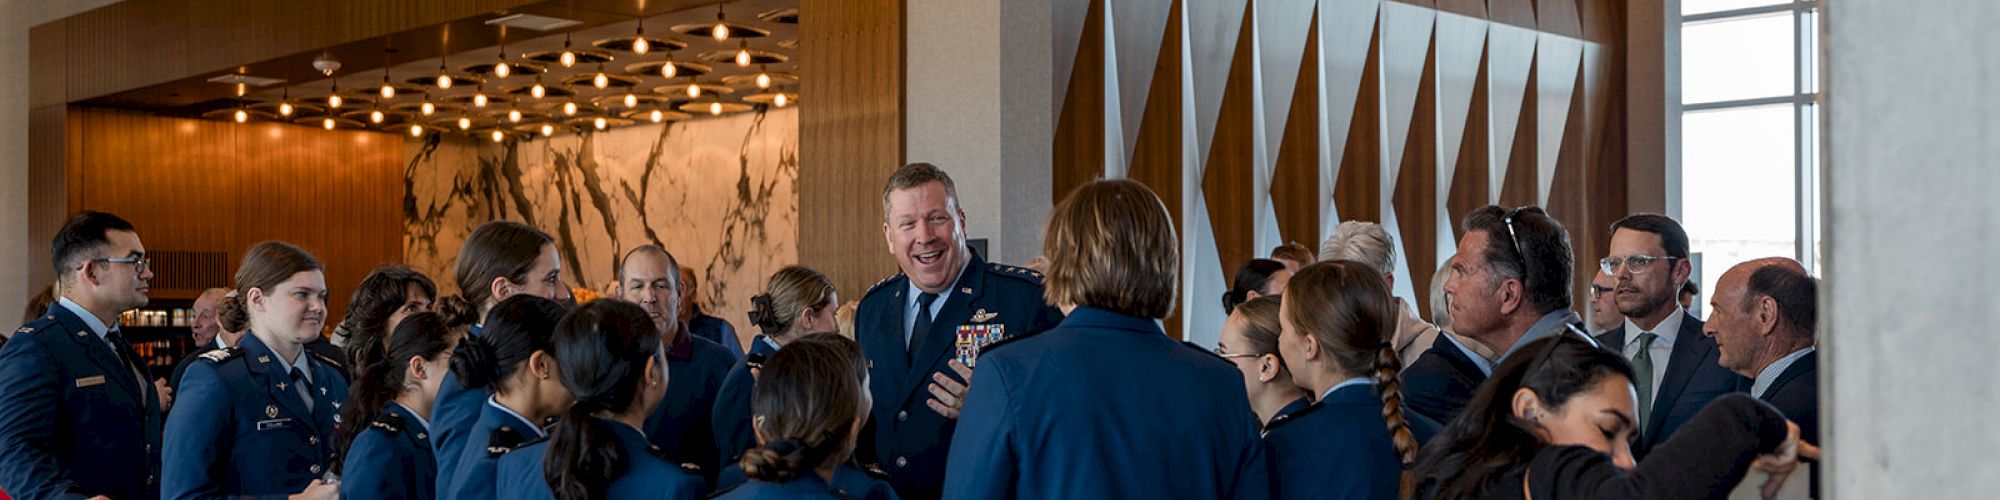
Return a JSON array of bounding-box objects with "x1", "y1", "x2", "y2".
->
[
  {"x1": 1599, "y1": 255, "x2": 1678, "y2": 275},
  {"x1": 1212, "y1": 344, "x2": 1264, "y2": 360},
  {"x1": 1588, "y1": 284, "x2": 1615, "y2": 301},
  {"x1": 88, "y1": 256, "x2": 150, "y2": 274}
]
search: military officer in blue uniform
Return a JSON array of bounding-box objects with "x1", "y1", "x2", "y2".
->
[
  {"x1": 617, "y1": 246, "x2": 737, "y2": 482},
  {"x1": 858, "y1": 164, "x2": 1063, "y2": 499},
  {"x1": 0, "y1": 211, "x2": 165, "y2": 499},
  {"x1": 712, "y1": 333, "x2": 780, "y2": 466},
  {"x1": 339, "y1": 403, "x2": 435, "y2": 500},
  {"x1": 942, "y1": 180, "x2": 1267, "y2": 499}
]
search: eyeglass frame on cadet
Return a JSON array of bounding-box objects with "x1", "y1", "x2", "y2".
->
[
  {"x1": 87, "y1": 256, "x2": 151, "y2": 274},
  {"x1": 1212, "y1": 344, "x2": 1264, "y2": 360}
]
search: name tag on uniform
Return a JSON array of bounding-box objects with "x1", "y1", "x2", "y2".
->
[
  {"x1": 955, "y1": 324, "x2": 1005, "y2": 368},
  {"x1": 256, "y1": 418, "x2": 294, "y2": 431},
  {"x1": 74, "y1": 375, "x2": 106, "y2": 388}
]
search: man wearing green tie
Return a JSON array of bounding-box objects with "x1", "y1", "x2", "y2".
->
[{"x1": 1593, "y1": 214, "x2": 1750, "y2": 458}]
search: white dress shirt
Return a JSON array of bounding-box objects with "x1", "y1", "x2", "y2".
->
[
  {"x1": 1621, "y1": 305, "x2": 1685, "y2": 407},
  {"x1": 1753, "y1": 347, "x2": 1815, "y2": 399}
]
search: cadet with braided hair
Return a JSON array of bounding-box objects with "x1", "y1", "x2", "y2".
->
[
  {"x1": 1269, "y1": 260, "x2": 1443, "y2": 499},
  {"x1": 716, "y1": 333, "x2": 896, "y2": 499}
]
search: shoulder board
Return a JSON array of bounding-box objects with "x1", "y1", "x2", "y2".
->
[
  {"x1": 199, "y1": 347, "x2": 244, "y2": 364},
  {"x1": 1261, "y1": 402, "x2": 1324, "y2": 432},
  {"x1": 369, "y1": 411, "x2": 406, "y2": 435},
  {"x1": 857, "y1": 463, "x2": 892, "y2": 480},
  {"x1": 1182, "y1": 341, "x2": 1225, "y2": 361},
  {"x1": 13, "y1": 315, "x2": 59, "y2": 337},
  {"x1": 312, "y1": 352, "x2": 343, "y2": 369},
  {"x1": 986, "y1": 262, "x2": 1045, "y2": 281},
  {"x1": 487, "y1": 425, "x2": 527, "y2": 457},
  {"x1": 976, "y1": 328, "x2": 1044, "y2": 356},
  {"x1": 864, "y1": 274, "x2": 907, "y2": 299}
]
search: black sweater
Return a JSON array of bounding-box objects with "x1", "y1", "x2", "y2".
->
[{"x1": 1477, "y1": 393, "x2": 1791, "y2": 499}]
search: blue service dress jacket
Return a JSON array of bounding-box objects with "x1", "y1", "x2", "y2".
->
[
  {"x1": 643, "y1": 329, "x2": 737, "y2": 483},
  {"x1": 163, "y1": 333, "x2": 349, "y2": 499},
  {"x1": 711, "y1": 334, "x2": 780, "y2": 469},
  {"x1": 1263, "y1": 383, "x2": 1440, "y2": 500},
  {"x1": 0, "y1": 306, "x2": 164, "y2": 500},
  {"x1": 713, "y1": 462, "x2": 901, "y2": 500},
  {"x1": 491, "y1": 417, "x2": 708, "y2": 499},
  {"x1": 430, "y1": 324, "x2": 487, "y2": 493},
  {"x1": 855, "y1": 253, "x2": 1063, "y2": 500},
  {"x1": 689, "y1": 313, "x2": 745, "y2": 361},
  {"x1": 338, "y1": 403, "x2": 437, "y2": 500},
  {"x1": 716, "y1": 473, "x2": 900, "y2": 500},
  {"x1": 438, "y1": 396, "x2": 545, "y2": 498},
  {"x1": 941, "y1": 307, "x2": 1271, "y2": 500}
]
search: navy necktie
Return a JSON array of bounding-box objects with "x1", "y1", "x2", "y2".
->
[{"x1": 909, "y1": 292, "x2": 940, "y2": 362}]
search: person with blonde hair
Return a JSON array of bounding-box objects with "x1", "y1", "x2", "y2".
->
[
  {"x1": 943, "y1": 179, "x2": 1268, "y2": 499},
  {"x1": 1319, "y1": 220, "x2": 1448, "y2": 369},
  {"x1": 714, "y1": 266, "x2": 839, "y2": 469}
]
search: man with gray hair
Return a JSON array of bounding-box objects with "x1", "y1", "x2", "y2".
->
[{"x1": 1321, "y1": 220, "x2": 1476, "y2": 367}]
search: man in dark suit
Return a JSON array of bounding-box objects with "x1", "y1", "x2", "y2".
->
[
  {"x1": 856, "y1": 163, "x2": 1063, "y2": 499},
  {"x1": 1704, "y1": 257, "x2": 1818, "y2": 444},
  {"x1": 621, "y1": 246, "x2": 736, "y2": 483},
  {"x1": 0, "y1": 211, "x2": 165, "y2": 499},
  {"x1": 1593, "y1": 214, "x2": 1749, "y2": 457},
  {"x1": 1406, "y1": 205, "x2": 1585, "y2": 425}
]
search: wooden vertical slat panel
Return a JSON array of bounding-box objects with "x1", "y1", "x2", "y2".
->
[
  {"x1": 1447, "y1": 48, "x2": 1492, "y2": 238},
  {"x1": 1202, "y1": 8, "x2": 1259, "y2": 286},
  {"x1": 27, "y1": 107, "x2": 69, "y2": 293},
  {"x1": 1272, "y1": 12, "x2": 1322, "y2": 248},
  {"x1": 798, "y1": 0, "x2": 906, "y2": 300},
  {"x1": 1053, "y1": 0, "x2": 1107, "y2": 203},
  {"x1": 1335, "y1": 19, "x2": 1383, "y2": 223},
  {"x1": 1393, "y1": 34, "x2": 1439, "y2": 318}
]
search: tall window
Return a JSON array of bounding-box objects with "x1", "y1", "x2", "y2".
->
[{"x1": 1679, "y1": 0, "x2": 1821, "y2": 314}]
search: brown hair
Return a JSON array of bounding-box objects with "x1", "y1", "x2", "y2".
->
[
  {"x1": 880, "y1": 162, "x2": 961, "y2": 220},
  {"x1": 1271, "y1": 241, "x2": 1315, "y2": 266},
  {"x1": 1282, "y1": 260, "x2": 1418, "y2": 464},
  {"x1": 740, "y1": 333, "x2": 868, "y2": 483},
  {"x1": 1231, "y1": 295, "x2": 1285, "y2": 356},
  {"x1": 218, "y1": 241, "x2": 325, "y2": 325},
  {"x1": 22, "y1": 284, "x2": 54, "y2": 325},
  {"x1": 336, "y1": 265, "x2": 438, "y2": 380},
  {"x1": 440, "y1": 220, "x2": 554, "y2": 327},
  {"x1": 746, "y1": 266, "x2": 836, "y2": 339},
  {"x1": 1042, "y1": 179, "x2": 1179, "y2": 319},
  {"x1": 218, "y1": 291, "x2": 249, "y2": 333}
]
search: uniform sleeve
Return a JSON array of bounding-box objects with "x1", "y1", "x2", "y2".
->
[
  {"x1": 1533, "y1": 394, "x2": 1789, "y2": 499},
  {"x1": 1231, "y1": 421, "x2": 1272, "y2": 500},
  {"x1": 0, "y1": 339, "x2": 90, "y2": 500},
  {"x1": 941, "y1": 359, "x2": 1015, "y2": 500},
  {"x1": 162, "y1": 362, "x2": 240, "y2": 500},
  {"x1": 710, "y1": 366, "x2": 755, "y2": 468},
  {"x1": 431, "y1": 371, "x2": 481, "y2": 490},
  {"x1": 338, "y1": 431, "x2": 403, "y2": 500}
]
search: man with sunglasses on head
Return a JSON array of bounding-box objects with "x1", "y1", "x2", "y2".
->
[
  {"x1": 0, "y1": 211, "x2": 164, "y2": 499},
  {"x1": 1594, "y1": 213, "x2": 1749, "y2": 458},
  {"x1": 1404, "y1": 205, "x2": 1584, "y2": 426}
]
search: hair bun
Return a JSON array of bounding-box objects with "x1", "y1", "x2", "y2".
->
[
  {"x1": 216, "y1": 293, "x2": 249, "y2": 333},
  {"x1": 747, "y1": 294, "x2": 781, "y2": 334},
  {"x1": 449, "y1": 334, "x2": 499, "y2": 389},
  {"x1": 740, "y1": 438, "x2": 810, "y2": 483},
  {"x1": 437, "y1": 294, "x2": 479, "y2": 328}
]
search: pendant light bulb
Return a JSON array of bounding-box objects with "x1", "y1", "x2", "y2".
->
[
  {"x1": 593, "y1": 72, "x2": 609, "y2": 89},
  {"x1": 492, "y1": 130, "x2": 504, "y2": 142},
  {"x1": 328, "y1": 94, "x2": 343, "y2": 109},
  {"x1": 508, "y1": 109, "x2": 523, "y2": 123},
  {"x1": 381, "y1": 83, "x2": 396, "y2": 99},
  {"x1": 541, "y1": 124, "x2": 555, "y2": 137},
  {"x1": 686, "y1": 83, "x2": 701, "y2": 98},
  {"x1": 233, "y1": 109, "x2": 248, "y2": 123},
  {"x1": 560, "y1": 51, "x2": 576, "y2": 67},
  {"x1": 420, "y1": 101, "x2": 435, "y2": 116},
  {"x1": 594, "y1": 117, "x2": 607, "y2": 130},
  {"x1": 624, "y1": 93, "x2": 638, "y2": 108},
  {"x1": 531, "y1": 82, "x2": 547, "y2": 99},
  {"x1": 774, "y1": 93, "x2": 788, "y2": 107},
  {"x1": 735, "y1": 48, "x2": 752, "y2": 67},
  {"x1": 279, "y1": 102, "x2": 294, "y2": 117},
  {"x1": 474, "y1": 92, "x2": 489, "y2": 107},
  {"x1": 457, "y1": 117, "x2": 472, "y2": 130},
  {"x1": 563, "y1": 101, "x2": 578, "y2": 116},
  {"x1": 410, "y1": 124, "x2": 424, "y2": 137},
  {"x1": 662, "y1": 61, "x2": 678, "y2": 79},
  {"x1": 714, "y1": 22, "x2": 729, "y2": 41},
  {"x1": 756, "y1": 72, "x2": 771, "y2": 89},
  {"x1": 495, "y1": 61, "x2": 512, "y2": 78},
  {"x1": 436, "y1": 74, "x2": 452, "y2": 89},
  {"x1": 650, "y1": 109, "x2": 664, "y2": 123},
  {"x1": 633, "y1": 37, "x2": 650, "y2": 55},
  {"x1": 236, "y1": 83, "x2": 248, "y2": 97},
  {"x1": 709, "y1": 102, "x2": 722, "y2": 115},
  {"x1": 369, "y1": 110, "x2": 385, "y2": 124},
  {"x1": 322, "y1": 118, "x2": 336, "y2": 130}
]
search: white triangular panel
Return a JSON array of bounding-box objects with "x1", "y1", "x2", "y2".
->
[
  {"x1": 1316, "y1": 0, "x2": 1379, "y2": 237},
  {"x1": 1534, "y1": 34, "x2": 1581, "y2": 206},
  {"x1": 1185, "y1": 193, "x2": 1229, "y2": 347},
  {"x1": 1053, "y1": 0, "x2": 1093, "y2": 122},
  {"x1": 1434, "y1": 13, "x2": 1485, "y2": 201},
  {"x1": 1485, "y1": 24, "x2": 1536, "y2": 203},
  {"x1": 1255, "y1": 0, "x2": 1317, "y2": 187},
  {"x1": 1377, "y1": 2, "x2": 1433, "y2": 185},
  {"x1": 1187, "y1": 0, "x2": 1250, "y2": 170},
  {"x1": 1104, "y1": 6, "x2": 1128, "y2": 178},
  {"x1": 1110, "y1": 0, "x2": 1174, "y2": 168},
  {"x1": 1381, "y1": 205, "x2": 1419, "y2": 307}
]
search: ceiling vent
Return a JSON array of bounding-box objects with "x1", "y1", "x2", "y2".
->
[{"x1": 487, "y1": 13, "x2": 584, "y2": 32}]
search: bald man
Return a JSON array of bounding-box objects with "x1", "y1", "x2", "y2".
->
[{"x1": 1702, "y1": 257, "x2": 1818, "y2": 444}]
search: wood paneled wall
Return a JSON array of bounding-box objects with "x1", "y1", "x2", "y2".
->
[
  {"x1": 1054, "y1": 0, "x2": 1631, "y2": 345},
  {"x1": 796, "y1": 0, "x2": 906, "y2": 299},
  {"x1": 58, "y1": 108, "x2": 405, "y2": 320}
]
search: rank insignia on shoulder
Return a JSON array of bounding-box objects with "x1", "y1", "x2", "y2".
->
[
  {"x1": 488, "y1": 426, "x2": 525, "y2": 457},
  {"x1": 13, "y1": 326, "x2": 30, "y2": 335},
  {"x1": 369, "y1": 413, "x2": 405, "y2": 434},
  {"x1": 199, "y1": 347, "x2": 243, "y2": 363},
  {"x1": 313, "y1": 352, "x2": 343, "y2": 369},
  {"x1": 678, "y1": 462, "x2": 703, "y2": 474}
]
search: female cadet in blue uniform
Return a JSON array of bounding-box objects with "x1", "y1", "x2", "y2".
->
[
  {"x1": 491, "y1": 300, "x2": 706, "y2": 499},
  {"x1": 164, "y1": 241, "x2": 347, "y2": 499},
  {"x1": 941, "y1": 179, "x2": 1269, "y2": 500},
  {"x1": 431, "y1": 220, "x2": 572, "y2": 489},
  {"x1": 331, "y1": 265, "x2": 437, "y2": 380},
  {"x1": 1216, "y1": 296, "x2": 1311, "y2": 429},
  {"x1": 332, "y1": 312, "x2": 456, "y2": 499},
  {"x1": 716, "y1": 333, "x2": 898, "y2": 500},
  {"x1": 1266, "y1": 260, "x2": 1436, "y2": 500},
  {"x1": 437, "y1": 295, "x2": 572, "y2": 498},
  {"x1": 712, "y1": 266, "x2": 839, "y2": 468}
]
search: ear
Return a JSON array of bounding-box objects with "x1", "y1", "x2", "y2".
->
[
  {"x1": 1498, "y1": 279, "x2": 1525, "y2": 317},
  {"x1": 1384, "y1": 273, "x2": 1397, "y2": 294},
  {"x1": 642, "y1": 354, "x2": 665, "y2": 389},
  {"x1": 1754, "y1": 295, "x2": 1781, "y2": 336},
  {"x1": 528, "y1": 350, "x2": 555, "y2": 380},
  {"x1": 247, "y1": 287, "x2": 268, "y2": 313},
  {"x1": 1245, "y1": 290, "x2": 1264, "y2": 301},
  {"x1": 1256, "y1": 354, "x2": 1282, "y2": 383},
  {"x1": 882, "y1": 221, "x2": 896, "y2": 256},
  {"x1": 489, "y1": 276, "x2": 515, "y2": 303},
  {"x1": 406, "y1": 355, "x2": 430, "y2": 383},
  {"x1": 1300, "y1": 333, "x2": 1324, "y2": 363},
  {"x1": 1672, "y1": 258, "x2": 1694, "y2": 288},
  {"x1": 1510, "y1": 387, "x2": 1544, "y2": 423}
]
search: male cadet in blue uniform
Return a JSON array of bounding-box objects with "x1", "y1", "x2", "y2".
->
[
  {"x1": 856, "y1": 163, "x2": 1064, "y2": 500},
  {"x1": 0, "y1": 211, "x2": 164, "y2": 499},
  {"x1": 620, "y1": 245, "x2": 736, "y2": 483}
]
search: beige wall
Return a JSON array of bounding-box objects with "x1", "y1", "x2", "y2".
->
[{"x1": 1, "y1": 0, "x2": 121, "y2": 324}]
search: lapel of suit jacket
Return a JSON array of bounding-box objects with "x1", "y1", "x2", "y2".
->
[
  {"x1": 51, "y1": 307, "x2": 145, "y2": 405},
  {"x1": 1762, "y1": 350, "x2": 1817, "y2": 401},
  {"x1": 899, "y1": 255, "x2": 985, "y2": 408},
  {"x1": 1645, "y1": 313, "x2": 1710, "y2": 440}
]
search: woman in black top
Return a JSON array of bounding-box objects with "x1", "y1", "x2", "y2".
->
[{"x1": 1412, "y1": 335, "x2": 1809, "y2": 499}]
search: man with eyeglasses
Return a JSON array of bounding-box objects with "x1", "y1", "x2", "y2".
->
[
  {"x1": 1404, "y1": 205, "x2": 1583, "y2": 425},
  {"x1": 1593, "y1": 213, "x2": 1749, "y2": 458},
  {"x1": 0, "y1": 211, "x2": 164, "y2": 499},
  {"x1": 1587, "y1": 270, "x2": 1623, "y2": 334}
]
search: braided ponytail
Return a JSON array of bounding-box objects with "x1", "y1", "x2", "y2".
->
[{"x1": 1373, "y1": 343, "x2": 1419, "y2": 464}]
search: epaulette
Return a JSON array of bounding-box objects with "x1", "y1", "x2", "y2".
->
[
  {"x1": 487, "y1": 425, "x2": 527, "y2": 457},
  {"x1": 975, "y1": 328, "x2": 1044, "y2": 356},
  {"x1": 1183, "y1": 341, "x2": 1225, "y2": 361},
  {"x1": 1261, "y1": 401, "x2": 1324, "y2": 433},
  {"x1": 198, "y1": 347, "x2": 244, "y2": 363},
  {"x1": 857, "y1": 462, "x2": 891, "y2": 480},
  {"x1": 369, "y1": 411, "x2": 406, "y2": 435},
  {"x1": 986, "y1": 262, "x2": 1045, "y2": 281},
  {"x1": 864, "y1": 274, "x2": 907, "y2": 299},
  {"x1": 655, "y1": 442, "x2": 700, "y2": 475},
  {"x1": 745, "y1": 350, "x2": 770, "y2": 370},
  {"x1": 312, "y1": 352, "x2": 343, "y2": 370}
]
